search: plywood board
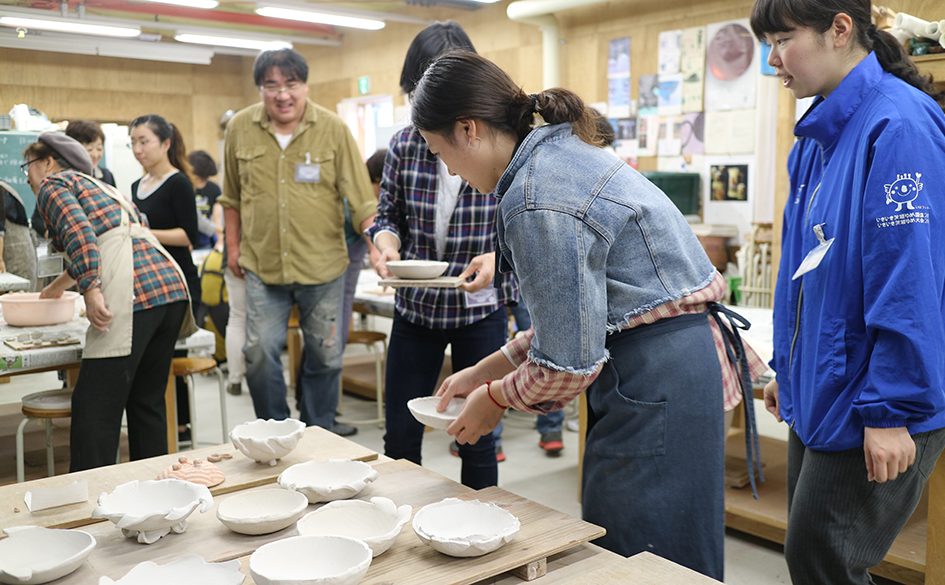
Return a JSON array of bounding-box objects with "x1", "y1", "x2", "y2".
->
[
  {"x1": 1, "y1": 426, "x2": 377, "y2": 531},
  {"x1": 377, "y1": 276, "x2": 464, "y2": 288}
]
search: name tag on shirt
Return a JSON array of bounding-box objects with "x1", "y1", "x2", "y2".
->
[
  {"x1": 464, "y1": 287, "x2": 498, "y2": 308},
  {"x1": 792, "y1": 223, "x2": 835, "y2": 280},
  {"x1": 295, "y1": 163, "x2": 320, "y2": 183}
]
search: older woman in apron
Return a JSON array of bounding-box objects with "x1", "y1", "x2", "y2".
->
[{"x1": 25, "y1": 132, "x2": 195, "y2": 472}]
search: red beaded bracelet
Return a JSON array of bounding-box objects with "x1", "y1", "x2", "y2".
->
[{"x1": 484, "y1": 380, "x2": 507, "y2": 410}]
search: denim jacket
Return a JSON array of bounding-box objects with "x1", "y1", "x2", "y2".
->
[{"x1": 494, "y1": 123, "x2": 715, "y2": 374}]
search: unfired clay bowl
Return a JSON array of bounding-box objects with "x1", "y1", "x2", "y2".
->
[
  {"x1": 412, "y1": 498, "x2": 520, "y2": 557},
  {"x1": 230, "y1": 418, "x2": 306, "y2": 466},
  {"x1": 98, "y1": 555, "x2": 244, "y2": 585},
  {"x1": 406, "y1": 397, "x2": 464, "y2": 430},
  {"x1": 91, "y1": 479, "x2": 213, "y2": 544},
  {"x1": 278, "y1": 460, "x2": 378, "y2": 504},
  {"x1": 216, "y1": 488, "x2": 309, "y2": 536},
  {"x1": 0, "y1": 526, "x2": 95, "y2": 585},
  {"x1": 249, "y1": 535, "x2": 371, "y2": 585},
  {"x1": 385, "y1": 260, "x2": 449, "y2": 279},
  {"x1": 296, "y1": 497, "x2": 411, "y2": 557}
]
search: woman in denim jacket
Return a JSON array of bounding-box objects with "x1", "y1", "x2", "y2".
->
[{"x1": 416, "y1": 51, "x2": 763, "y2": 580}]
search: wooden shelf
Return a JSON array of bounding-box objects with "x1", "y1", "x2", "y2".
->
[
  {"x1": 914, "y1": 54, "x2": 945, "y2": 83},
  {"x1": 725, "y1": 433, "x2": 926, "y2": 585}
]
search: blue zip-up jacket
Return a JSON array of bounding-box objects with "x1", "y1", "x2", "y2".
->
[{"x1": 772, "y1": 53, "x2": 945, "y2": 451}]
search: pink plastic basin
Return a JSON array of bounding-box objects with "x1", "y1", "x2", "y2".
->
[{"x1": 0, "y1": 291, "x2": 80, "y2": 327}]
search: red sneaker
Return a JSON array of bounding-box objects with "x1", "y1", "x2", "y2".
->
[
  {"x1": 539, "y1": 432, "x2": 564, "y2": 457},
  {"x1": 495, "y1": 445, "x2": 506, "y2": 463}
]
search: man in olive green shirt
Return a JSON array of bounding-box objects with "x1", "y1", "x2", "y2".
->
[{"x1": 219, "y1": 49, "x2": 376, "y2": 434}]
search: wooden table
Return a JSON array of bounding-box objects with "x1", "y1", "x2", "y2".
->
[{"x1": 5, "y1": 432, "x2": 616, "y2": 585}]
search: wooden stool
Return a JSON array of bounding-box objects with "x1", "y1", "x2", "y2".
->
[
  {"x1": 338, "y1": 329, "x2": 387, "y2": 428},
  {"x1": 171, "y1": 356, "x2": 227, "y2": 446},
  {"x1": 15, "y1": 389, "x2": 72, "y2": 483}
]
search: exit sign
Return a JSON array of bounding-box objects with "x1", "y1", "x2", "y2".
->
[{"x1": 357, "y1": 76, "x2": 370, "y2": 95}]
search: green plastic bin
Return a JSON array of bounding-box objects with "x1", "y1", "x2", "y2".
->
[{"x1": 642, "y1": 172, "x2": 701, "y2": 216}]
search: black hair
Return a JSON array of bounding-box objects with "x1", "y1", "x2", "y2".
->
[
  {"x1": 253, "y1": 48, "x2": 309, "y2": 86},
  {"x1": 411, "y1": 50, "x2": 605, "y2": 147},
  {"x1": 400, "y1": 21, "x2": 476, "y2": 95},
  {"x1": 65, "y1": 120, "x2": 105, "y2": 145},
  {"x1": 188, "y1": 150, "x2": 218, "y2": 179},
  {"x1": 750, "y1": 0, "x2": 944, "y2": 108},
  {"x1": 130, "y1": 113, "x2": 193, "y2": 179},
  {"x1": 365, "y1": 148, "x2": 387, "y2": 184}
]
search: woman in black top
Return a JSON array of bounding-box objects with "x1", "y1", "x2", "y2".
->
[{"x1": 129, "y1": 113, "x2": 201, "y2": 443}]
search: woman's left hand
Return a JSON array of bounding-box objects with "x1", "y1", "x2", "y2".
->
[
  {"x1": 864, "y1": 426, "x2": 916, "y2": 483},
  {"x1": 84, "y1": 287, "x2": 113, "y2": 332},
  {"x1": 459, "y1": 252, "x2": 495, "y2": 292},
  {"x1": 447, "y1": 384, "x2": 506, "y2": 445}
]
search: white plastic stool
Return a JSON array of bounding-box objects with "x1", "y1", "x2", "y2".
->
[
  {"x1": 15, "y1": 389, "x2": 72, "y2": 483},
  {"x1": 337, "y1": 330, "x2": 387, "y2": 428}
]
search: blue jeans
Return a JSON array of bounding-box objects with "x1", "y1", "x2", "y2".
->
[
  {"x1": 583, "y1": 314, "x2": 724, "y2": 580},
  {"x1": 341, "y1": 238, "x2": 368, "y2": 346},
  {"x1": 384, "y1": 309, "x2": 506, "y2": 489},
  {"x1": 537, "y1": 409, "x2": 564, "y2": 434},
  {"x1": 244, "y1": 270, "x2": 344, "y2": 428}
]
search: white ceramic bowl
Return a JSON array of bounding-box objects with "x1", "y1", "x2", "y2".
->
[
  {"x1": 249, "y1": 535, "x2": 371, "y2": 585},
  {"x1": 296, "y1": 497, "x2": 411, "y2": 557},
  {"x1": 278, "y1": 460, "x2": 379, "y2": 504},
  {"x1": 406, "y1": 397, "x2": 464, "y2": 430},
  {"x1": 385, "y1": 260, "x2": 449, "y2": 280},
  {"x1": 98, "y1": 555, "x2": 244, "y2": 585},
  {"x1": 217, "y1": 488, "x2": 309, "y2": 536},
  {"x1": 0, "y1": 292, "x2": 79, "y2": 327},
  {"x1": 230, "y1": 418, "x2": 306, "y2": 466},
  {"x1": 0, "y1": 526, "x2": 95, "y2": 585},
  {"x1": 91, "y1": 479, "x2": 213, "y2": 544},
  {"x1": 412, "y1": 498, "x2": 520, "y2": 557}
]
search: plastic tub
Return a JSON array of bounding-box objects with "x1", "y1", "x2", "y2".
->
[{"x1": 0, "y1": 292, "x2": 79, "y2": 327}]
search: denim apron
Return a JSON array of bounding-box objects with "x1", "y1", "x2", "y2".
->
[{"x1": 582, "y1": 312, "x2": 725, "y2": 580}]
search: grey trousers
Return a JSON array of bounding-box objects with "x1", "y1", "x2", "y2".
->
[{"x1": 785, "y1": 427, "x2": 945, "y2": 585}]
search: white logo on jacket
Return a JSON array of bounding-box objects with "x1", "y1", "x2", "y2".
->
[{"x1": 884, "y1": 172, "x2": 923, "y2": 212}]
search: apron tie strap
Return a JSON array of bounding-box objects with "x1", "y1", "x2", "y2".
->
[{"x1": 708, "y1": 302, "x2": 765, "y2": 499}]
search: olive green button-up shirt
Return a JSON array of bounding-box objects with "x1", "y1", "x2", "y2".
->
[{"x1": 219, "y1": 100, "x2": 376, "y2": 285}]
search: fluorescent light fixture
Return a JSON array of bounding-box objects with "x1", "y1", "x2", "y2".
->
[
  {"x1": 0, "y1": 15, "x2": 140, "y2": 38},
  {"x1": 256, "y1": 6, "x2": 385, "y2": 31},
  {"x1": 0, "y1": 28, "x2": 212, "y2": 63},
  {"x1": 141, "y1": 0, "x2": 220, "y2": 8},
  {"x1": 175, "y1": 32, "x2": 290, "y2": 51}
]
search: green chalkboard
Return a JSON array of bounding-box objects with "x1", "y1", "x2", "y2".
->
[{"x1": 0, "y1": 131, "x2": 40, "y2": 220}]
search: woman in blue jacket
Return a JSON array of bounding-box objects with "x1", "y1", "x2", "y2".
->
[{"x1": 752, "y1": 0, "x2": 945, "y2": 582}]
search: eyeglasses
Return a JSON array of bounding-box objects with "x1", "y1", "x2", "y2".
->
[
  {"x1": 260, "y1": 80, "x2": 304, "y2": 96},
  {"x1": 19, "y1": 159, "x2": 41, "y2": 176}
]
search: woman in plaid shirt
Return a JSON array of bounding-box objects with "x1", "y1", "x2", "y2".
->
[
  {"x1": 26, "y1": 133, "x2": 192, "y2": 472},
  {"x1": 368, "y1": 22, "x2": 518, "y2": 489}
]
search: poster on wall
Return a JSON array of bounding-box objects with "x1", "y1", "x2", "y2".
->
[
  {"x1": 657, "y1": 74, "x2": 683, "y2": 116},
  {"x1": 709, "y1": 162, "x2": 750, "y2": 201},
  {"x1": 638, "y1": 75, "x2": 659, "y2": 117},
  {"x1": 704, "y1": 19, "x2": 758, "y2": 111},
  {"x1": 608, "y1": 37, "x2": 632, "y2": 118},
  {"x1": 704, "y1": 110, "x2": 755, "y2": 154},
  {"x1": 658, "y1": 30, "x2": 682, "y2": 75},
  {"x1": 680, "y1": 26, "x2": 706, "y2": 113},
  {"x1": 658, "y1": 116, "x2": 681, "y2": 156},
  {"x1": 680, "y1": 112, "x2": 705, "y2": 157},
  {"x1": 637, "y1": 116, "x2": 659, "y2": 157},
  {"x1": 611, "y1": 118, "x2": 638, "y2": 140}
]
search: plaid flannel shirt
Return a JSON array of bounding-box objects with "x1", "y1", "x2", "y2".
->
[
  {"x1": 38, "y1": 171, "x2": 189, "y2": 311},
  {"x1": 368, "y1": 126, "x2": 518, "y2": 329},
  {"x1": 499, "y1": 272, "x2": 767, "y2": 413}
]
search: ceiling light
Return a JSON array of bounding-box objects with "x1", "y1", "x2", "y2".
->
[
  {"x1": 256, "y1": 6, "x2": 385, "y2": 31},
  {"x1": 0, "y1": 15, "x2": 140, "y2": 38},
  {"x1": 141, "y1": 0, "x2": 220, "y2": 8},
  {"x1": 175, "y1": 32, "x2": 290, "y2": 51}
]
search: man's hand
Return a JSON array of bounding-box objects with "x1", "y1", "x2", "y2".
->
[
  {"x1": 763, "y1": 379, "x2": 782, "y2": 422},
  {"x1": 226, "y1": 243, "x2": 243, "y2": 278},
  {"x1": 84, "y1": 287, "x2": 113, "y2": 332},
  {"x1": 459, "y1": 252, "x2": 495, "y2": 292},
  {"x1": 864, "y1": 426, "x2": 916, "y2": 483}
]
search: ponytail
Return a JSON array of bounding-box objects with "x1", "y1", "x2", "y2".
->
[
  {"x1": 869, "y1": 27, "x2": 944, "y2": 109},
  {"x1": 130, "y1": 113, "x2": 195, "y2": 182},
  {"x1": 412, "y1": 50, "x2": 606, "y2": 147}
]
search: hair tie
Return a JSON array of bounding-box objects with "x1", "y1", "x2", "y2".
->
[
  {"x1": 529, "y1": 93, "x2": 540, "y2": 113},
  {"x1": 867, "y1": 24, "x2": 879, "y2": 38}
]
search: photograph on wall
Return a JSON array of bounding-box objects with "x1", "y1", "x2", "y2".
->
[
  {"x1": 709, "y1": 162, "x2": 750, "y2": 201},
  {"x1": 657, "y1": 74, "x2": 683, "y2": 116},
  {"x1": 680, "y1": 26, "x2": 706, "y2": 113},
  {"x1": 638, "y1": 74, "x2": 659, "y2": 117},
  {"x1": 607, "y1": 37, "x2": 632, "y2": 118},
  {"x1": 658, "y1": 29, "x2": 682, "y2": 75},
  {"x1": 610, "y1": 118, "x2": 638, "y2": 140},
  {"x1": 636, "y1": 116, "x2": 659, "y2": 157},
  {"x1": 680, "y1": 112, "x2": 706, "y2": 156},
  {"x1": 658, "y1": 116, "x2": 682, "y2": 156},
  {"x1": 704, "y1": 19, "x2": 758, "y2": 111}
]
